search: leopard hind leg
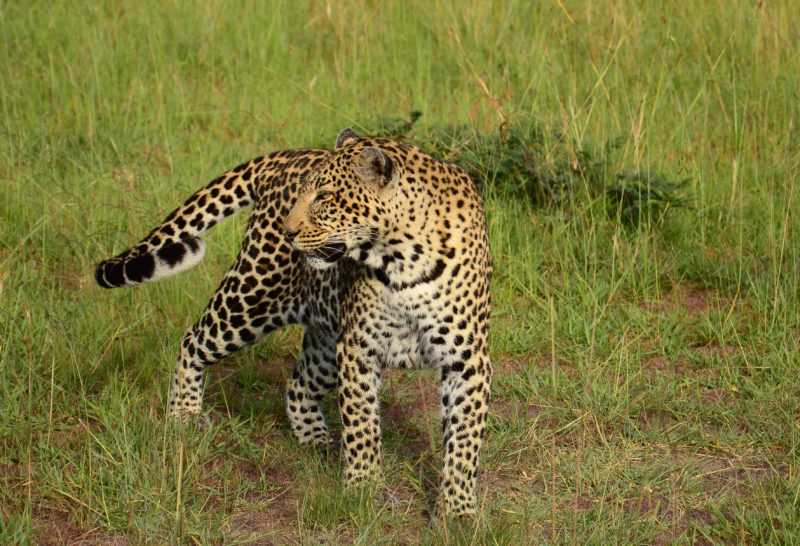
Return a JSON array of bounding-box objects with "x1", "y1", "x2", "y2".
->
[
  {"x1": 168, "y1": 285, "x2": 286, "y2": 426},
  {"x1": 168, "y1": 234, "x2": 303, "y2": 426}
]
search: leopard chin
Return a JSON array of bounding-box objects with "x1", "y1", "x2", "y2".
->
[{"x1": 304, "y1": 241, "x2": 346, "y2": 266}]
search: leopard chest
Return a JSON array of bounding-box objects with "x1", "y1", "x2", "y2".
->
[{"x1": 373, "y1": 286, "x2": 447, "y2": 370}]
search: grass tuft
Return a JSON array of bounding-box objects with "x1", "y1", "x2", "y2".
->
[{"x1": 368, "y1": 112, "x2": 691, "y2": 227}]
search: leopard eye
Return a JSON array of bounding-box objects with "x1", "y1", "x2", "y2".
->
[{"x1": 314, "y1": 190, "x2": 334, "y2": 203}]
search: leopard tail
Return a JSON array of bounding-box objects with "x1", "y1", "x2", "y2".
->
[{"x1": 95, "y1": 158, "x2": 263, "y2": 288}]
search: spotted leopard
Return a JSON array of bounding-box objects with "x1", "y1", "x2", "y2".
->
[{"x1": 95, "y1": 129, "x2": 492, "y2": 516}]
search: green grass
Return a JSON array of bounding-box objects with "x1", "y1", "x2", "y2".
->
[{"x1": 2, "y1": 0, "x2": 799, "y2": 543}]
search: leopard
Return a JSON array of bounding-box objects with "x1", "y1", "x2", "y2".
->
[{"x1": 95, "y1": 128, "x2": 493, "y2": 516}]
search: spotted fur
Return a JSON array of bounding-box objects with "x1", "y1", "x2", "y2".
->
[{"x1": 95, "y1": 129, "x2": 492, "y2": 516}]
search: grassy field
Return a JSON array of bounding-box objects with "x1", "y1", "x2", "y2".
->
[{"x1": 1, "y1": 0, "x2": 799, "y2": 543}]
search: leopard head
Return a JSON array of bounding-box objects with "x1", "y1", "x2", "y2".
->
[{"x1": 283, "y1": 129, "x2": 395, "y2": 269}]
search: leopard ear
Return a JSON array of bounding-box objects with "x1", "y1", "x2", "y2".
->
[
  {"x1": 355, "y1": 147, "x2": 393, "y2": 188},
  {"x1": 335, "y1": 128, "x2": 359, "y2": 148}
]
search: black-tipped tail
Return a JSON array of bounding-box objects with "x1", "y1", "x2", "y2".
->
[{"x1": 95, "y1": 237, "x2": 206, "y2": 288}]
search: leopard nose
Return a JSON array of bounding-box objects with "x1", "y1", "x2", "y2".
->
[{"x1": 283, "y1": 227, "x2": 299, "y2": 243}]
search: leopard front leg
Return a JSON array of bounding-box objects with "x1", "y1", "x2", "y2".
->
[
  {"x1": 439, "y1": 348, "x2": 492, "y2": 516},
  {"x1": 285, "y1": 326, "x2": 338, "y2": 447},
  {"x1": 337, "y1": 324, "x2": 383, "y2": 487}
]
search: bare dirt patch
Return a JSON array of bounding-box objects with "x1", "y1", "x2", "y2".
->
[
  {"x1": 33, "y1": 506, "x2": 125, "y2": 545},
  {"x1": 381, "y1": 369, "x2": 440, "y2": 456},
  {"x1": 690, "y1": 341, "x2": 737, "y2": 359},
  {"x1": 653, "y1": 286, "x2": 718, "y2": 316},
  {"x1": 202, "y1": 356, "x2": 296, "y2": 423},
  {"x1": 226, "y1": 466, "x2": 300, "y2": 545}
]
